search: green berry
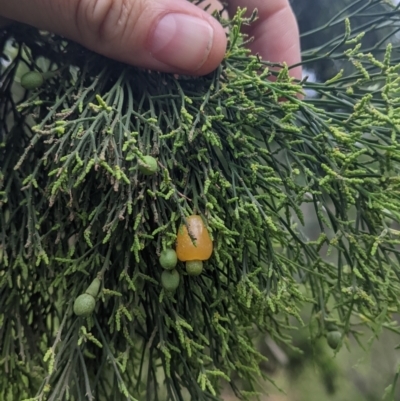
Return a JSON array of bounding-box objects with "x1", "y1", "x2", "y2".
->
[
  {"x1": 159, "y1": 249, "x2": 178, "y2": 270},
  {"x1": 73, "y1": 294, "x2": 96, "y2": 317},
  {"x1": 161, "y1": 269, "x2": 180, "y2": 292},
  {"x1": 20, "y1": 71, "x2": 44, "y2": 90},
  {"x1": 326, "y1": 322, "x2": 339, "y2": 332},
  {"x1": 327, "y1": 330, "x2": 342, "y2": 350},
  {"x1": 85, "y1": 277, "x2": 101, "y2": 298},
  {"x1": 186, "y1": 260, "x2": 203, "y2": 276},
  {"x1": 138, "y1": 155, "x2": 158, "y2": 175}
]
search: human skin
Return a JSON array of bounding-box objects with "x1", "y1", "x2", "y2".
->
[{"x1": 0, "y1": 0, "x2": 301, "y2": 79}]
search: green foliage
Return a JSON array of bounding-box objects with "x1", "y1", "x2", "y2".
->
[{"x1": 1, "y1": 1, "x2": 400, "y2": 400}]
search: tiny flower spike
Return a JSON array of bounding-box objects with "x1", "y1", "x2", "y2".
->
[{"x1": 176, "y1": 215, "x2": 213, "y2": 275}]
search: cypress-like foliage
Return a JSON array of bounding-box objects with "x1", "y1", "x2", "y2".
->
[{"x1": 1, "y1": 1, "x2": 400, "y2": 400}]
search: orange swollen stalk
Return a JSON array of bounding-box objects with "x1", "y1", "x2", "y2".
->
[{"x1": 176, "y1": 215, "x2": 213, "y2": 275}]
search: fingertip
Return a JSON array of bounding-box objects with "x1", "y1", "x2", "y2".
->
[
  {"x1": 146, "y1": 9, "x2": 227, "y2": 76},
  {"x1": 191, "y1": 16, "x2": 227, "y2": 76},
  {"x1": 1, "y1": 0, "x2": 227, "y2": 77}
]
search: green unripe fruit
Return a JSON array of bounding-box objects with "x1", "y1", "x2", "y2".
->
[
  {"x1": 159, "y1": 249, "x2": 178, "y2": 270},
  {"x1": 186, "y1": 260, "x2": 203, "y2": 276},
  {"x1": 20, "y1": 71, "x2": 44, "y2": 90},
  {"x1": 326, "y1": 322, "x2": 339, "y2": 332},
  {"x1": 73, "y1": 294, "x2": 96, "y2": 317},
  {"x1": 85, "y1": 277, "x2": 101, "y2": 298},
  {"x1": 327, "y1": 330, "x2": 342, "y2": 350},
  {"x1": 138, "y1": 155, "x2": 158, "y2": 175},
  {"x1": 161, "y1": 269, "x2": 180, "y2": 292}
]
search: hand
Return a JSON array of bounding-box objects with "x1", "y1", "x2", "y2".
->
[{"x1": 0, "y1": 0, "x2": 301, "y2": 79}]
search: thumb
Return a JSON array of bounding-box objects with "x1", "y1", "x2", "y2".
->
[{"x1": 0, "y1": 0, "x2": 227, "y2": 75}]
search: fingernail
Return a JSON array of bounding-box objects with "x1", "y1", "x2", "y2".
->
[{"x1": 150, "y1": 13, "x2": 213, "y2": 71}]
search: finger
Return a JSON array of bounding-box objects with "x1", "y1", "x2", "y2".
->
[
  {"x1": 226, "y1": 0, "x2": 302, "y2": 80},
  {"x1": 0, "y1": 0, "x2": 227, "y2": 75}
]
